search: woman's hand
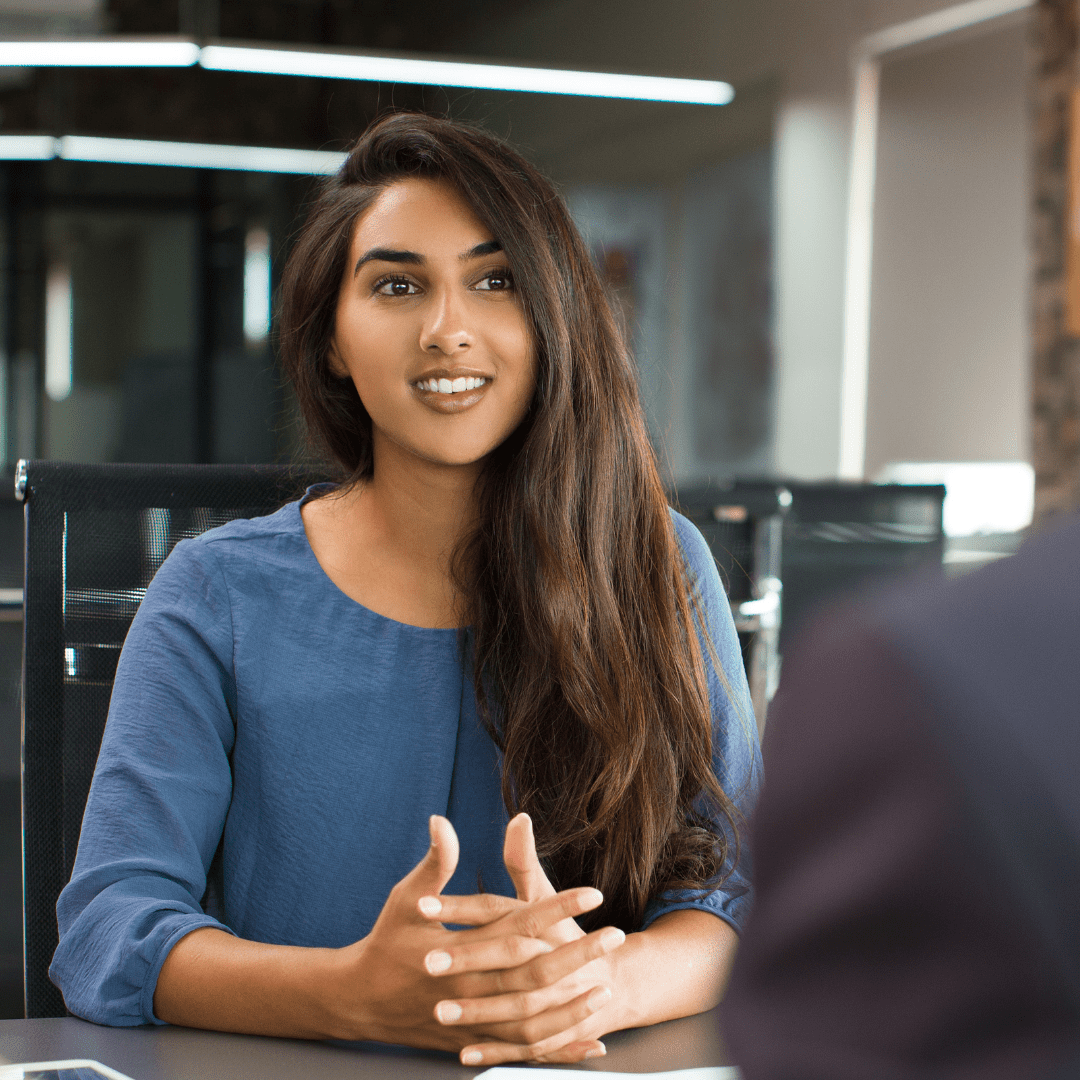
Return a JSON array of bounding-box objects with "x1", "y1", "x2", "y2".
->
[
  {"x1": 504, "y1": 812, "x2": 585, "y2": 948},
  {"x1": 326, "y1": 815, "x2": 625, "y2": 1056},
  {"x1": 416, "y1": 813, "x2": 627, "y2": 1066},
  {"x1": 418, "y1": 814, "x2": 738, "y2": 1067}
]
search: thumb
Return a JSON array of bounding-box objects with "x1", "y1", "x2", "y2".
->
[
  {"x1": 402, "y1": 815, "x2": 460, "y2": 902},
  {"x1": 503, "y1": 812, "x2": 556, "y2": 903}
]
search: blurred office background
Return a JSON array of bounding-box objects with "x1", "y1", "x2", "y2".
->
[{"x1": 1, "y1": 0, "x2": 1078, "y2": 1018}]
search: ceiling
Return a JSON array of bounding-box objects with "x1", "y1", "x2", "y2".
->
[
  {"x1": 0, "y1": 0, "x2": 559, "y2": 152},
  {"x1": 111, "y1": 0, "x2": 542, "y2": 54}
]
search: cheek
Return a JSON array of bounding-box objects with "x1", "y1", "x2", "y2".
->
[
  {"x1": 335, "y1": 311, "x2": 401, "y2": 389},
  {"x1": 490, "y1": 312, "x2": 536, "y2": 387}
]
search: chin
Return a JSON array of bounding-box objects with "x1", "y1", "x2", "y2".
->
[{"x1": 412, "y1": 445, "x2": 495, "y2": 468}]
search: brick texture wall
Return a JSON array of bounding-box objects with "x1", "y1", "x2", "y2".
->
[{"x1": 1032, "y1": 0, "x2": 1080, "y2": 523}]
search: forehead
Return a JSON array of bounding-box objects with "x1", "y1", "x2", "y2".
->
[{"x1": 349, "y1": 177, "x2": 492, "y2": 251}]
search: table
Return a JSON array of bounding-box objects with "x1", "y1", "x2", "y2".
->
[{"x1": 0, "y1": 1007, "x2": 729, "y2": 1079}]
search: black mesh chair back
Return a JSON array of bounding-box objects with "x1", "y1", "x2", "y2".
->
[
  {"x1": 19, "y1": 461, "x2": 330, "y2": 1018},
  {"x1": 779, "y1": 481, "x2": 946, "y2": 649}
]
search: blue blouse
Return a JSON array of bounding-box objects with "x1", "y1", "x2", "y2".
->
[{"x1": 50, "y1": 494, "x2": 761, "y2": 1026}]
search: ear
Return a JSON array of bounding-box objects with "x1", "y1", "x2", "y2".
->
[{"x1": 327, "y1": 338, "x2": 349, "y2": 379}]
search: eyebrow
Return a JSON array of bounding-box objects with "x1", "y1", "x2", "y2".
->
[{"x1": 353, "y1": 239, "x2": 503, "y2": 276}]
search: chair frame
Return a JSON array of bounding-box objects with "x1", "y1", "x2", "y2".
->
[{"x1": 17, "y1": 460, "x2": 327, "y2": 1018}]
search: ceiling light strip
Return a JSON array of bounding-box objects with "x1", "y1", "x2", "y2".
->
[
  {"x1": 58, "y1": 135, "x2": 346, "y2": 173},
  {"x1": 0, "y1": 40, "x2": 200, "y2": 67},
  {"x1": 0, "y1": 134, "x2": 58, "y2": 160},
  {"x1": 0, "y1": 133, "x2": 345, "y2": 174},
  {"x1": 198, "y1": 44, "x2": 734, "y2": 105},
  {"x1": 0, "y1": 39, "x2": 733, "y2": 105}
]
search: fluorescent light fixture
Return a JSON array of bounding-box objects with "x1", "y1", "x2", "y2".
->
[
  {"x1": 0, "y1": 39, "x2": 200, "y2": 67},
  {"x1": 199, "y1": 44, "x2": 734, "y2": 105},
  {"x1": 0, "y1": 134, "x2": 58, "y2": 159},
  {"x1": 0, "y1": 37, "x2": 733, "y2": 105},
  {"x1": 244, "y1": 227, "x2": 271, "y2": 344},
  {"x1": 875, "y1": 461, "x2": 1035, "y2": 536},
  {"x1": 45, "y1": 261, "x2": 73, "y2": 403},
  {"x1": 58, "y1": 135, "x2": 346, "y2": 174}
]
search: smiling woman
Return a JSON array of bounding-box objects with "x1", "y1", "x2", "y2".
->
[{"x1": 48, "y1": 114, "x2": 761, "y2": 1067}]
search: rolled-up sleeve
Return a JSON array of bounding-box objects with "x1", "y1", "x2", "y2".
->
[
  {"x1": 50, "y1": 538, "x2": 238, "y2": 1026},
  {"x1": 641, "y1": 511, "x2": 762, "y2": 933}
]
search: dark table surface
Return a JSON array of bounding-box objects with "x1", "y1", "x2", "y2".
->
[{"x1": 0, "y1": 1007, "x2": 730, "y2": 1078}]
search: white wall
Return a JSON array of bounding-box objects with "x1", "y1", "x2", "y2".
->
[
  {"x1": 864, "y1": 22, "x2": 1029, "y2": 475},
  {"x1": 450, "y1": 0, "x2": 1026, "y2": 479}
]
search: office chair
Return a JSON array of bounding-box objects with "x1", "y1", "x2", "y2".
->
[
  {"x1": 779, "y1": 481, "x2": 946, "y2": 651},
  {"x1": 673, "y1": 481, "x2": 790, "y2": 735},
  {"x1": 18, "y1": 461, "x2": 330, "y2": 1019}
]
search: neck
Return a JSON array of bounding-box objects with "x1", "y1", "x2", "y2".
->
[{"x1": 357, "y1": 433, "x2": 482, "y2": 572}]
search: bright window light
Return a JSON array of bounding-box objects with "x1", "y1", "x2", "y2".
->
[
  {"x1": 45, "y1": 262, "x2": 73, "y2": 402},
  {"x1": 244, "y1": 227, "x2": 272, "y2": 344},
  {"x1": 199, "y1": 44, "x2": 734, "y2": 105},
  {"x1": 875, "y1": 461, "x2": 1035, "y2": 536},
  {"x1": 58, "y1": 135, "x2": 345, "y2": 174},
  {"x1": 0, "y1": 40, "x2": 200, "y2": 67}
]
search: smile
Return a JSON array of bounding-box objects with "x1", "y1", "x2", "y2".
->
[
  {"x1": 411, "y1": 370, "x2": 492, "y2": 414},
  {"x1": 415, "y1": 376, "x2": 488, "y2": 394}
]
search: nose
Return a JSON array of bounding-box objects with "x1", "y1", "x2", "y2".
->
[{"x1": 418, "y1": 286, "x2": 474, "y2": 354}]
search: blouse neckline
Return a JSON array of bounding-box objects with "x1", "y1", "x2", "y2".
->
[{"x1": 288, "y1": 485, "x2": 464, "y2": 635}]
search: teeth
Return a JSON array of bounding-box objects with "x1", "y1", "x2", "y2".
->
[{"x1": 418, "y1": 376, "x2": 487, "y2": 394}]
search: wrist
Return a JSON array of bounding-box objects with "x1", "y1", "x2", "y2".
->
[
  {"x1": 604, "y1": 930, "x2": 651, "y2": 1031},
  {"x1": 309, "y1": 939, "x2": 376, "y2": 1041}
]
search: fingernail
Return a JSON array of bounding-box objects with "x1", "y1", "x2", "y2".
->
[
  {"x1": 601, "y1": 927, "x2": 626, "y2": 949},
  {"x1": 585, "y1": 1045, "x2": 607, "y2": 1059},
  {"x1": 587, "y1": 986, "x2": 612, "y2": 1010},
  {"x1": 424, "y1": 950, "x2": 452, "y2": 974},
  {"x1": 428, "y1": 815, "x2": 438, "y2": 845},
  {"x1": 435, "y1": 1000, "x2": 463, "y2": 1023},
  {"x1": 581, "y1": 888, "x2": 604, "y2": 906},
  {"x1": 418, "y1": 895, "x2": 442, "y2": 917},
  {"x1": 461, "y1": 1050, "x2": 483, "y2": 1066}
]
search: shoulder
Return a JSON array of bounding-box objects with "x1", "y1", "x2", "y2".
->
[
  {"x1": 668, "y1": 508, "x2": 714, "y2": 578},
  {"x1": 879, "y1": 512, "x2": 1080, "y2": 655},
  {"x1": 668, "y1": 508, "x2": 726, "y2": 610},
  {"x1": 145, "y1": 499, "x2": 309, "y2": 606},
  {"x1": 186, "y1": 498, "x2": 306, "y2": 553}
]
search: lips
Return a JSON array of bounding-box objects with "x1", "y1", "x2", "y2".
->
[{"x1": 411, "y1": 368, "x2": 492, "y2": 413}]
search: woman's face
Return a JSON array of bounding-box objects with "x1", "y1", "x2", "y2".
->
[{"x1": 331, "y1": 177, "x2": 537, "y2": 471}]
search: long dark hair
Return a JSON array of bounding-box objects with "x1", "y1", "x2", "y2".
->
[{"x1": 278, "y1": 112, "x2": 742, "y2": 931}]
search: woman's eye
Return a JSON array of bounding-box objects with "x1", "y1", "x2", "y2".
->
[
  {"x1": 474, "y1": 271, "x2": 513, "y2": 292},
  {"x1": 375, "y1": 277, "x2": 419, "y2": 296}
]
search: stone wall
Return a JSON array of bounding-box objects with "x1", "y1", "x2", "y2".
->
[{"x1": 1031, "y1": 0, "x2": 1080, "y2": 523}]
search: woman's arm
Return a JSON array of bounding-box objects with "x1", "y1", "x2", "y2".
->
[
  {"x1": 155, "y1": 816, "x2": 626, "y2": 1055},
  {"x1": 51, "y1": 541, "x2": 240, "y2": 1026},
  {"x1": 605, "y1": 908, "x2": 736, "y2": 1027}
]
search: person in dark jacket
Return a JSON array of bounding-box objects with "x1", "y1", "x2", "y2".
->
[{"x1": 723, "y1": 513, "x2": 1080, "y2": 1080}]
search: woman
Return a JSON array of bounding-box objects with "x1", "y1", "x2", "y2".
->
[{"x1": 51, "y1": 113, "x2": 761, "y2": 1066}]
